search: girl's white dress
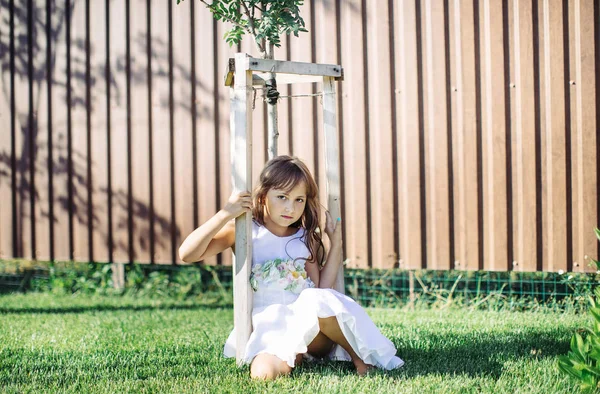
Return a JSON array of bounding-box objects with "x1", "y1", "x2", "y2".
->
[{"x1": 223, "y1": 221, "x2": 404, "y2": 369}]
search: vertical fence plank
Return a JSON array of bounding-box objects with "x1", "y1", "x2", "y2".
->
[
  {"x1": 172, "y1": 1, "x2": 195, "y2": 264},
  {"x1": 571, "y1": 0, "x2": 598, "y2": 272},
  {"x1": 216, "y1": 21, "x2": 233, "y2": 266},
  {"x1": 239, "y1": 37, "x2": 266, "y2": 184},
  {"x1": 128, "y1": 0, "x2": 151, "y2": 264},
  {"x1": 511, "y1": 0, "x2": 538, "y2": 272},
  {"x1": 12, "y1": 0, "x2": 31, "y2": 259},
  {"x1": 423, "y1": 0, "x2": 451, "y2": 270},
  {"x1": 31, "y1": 1, "x2": 51, "y2": 261},
  {"x1": 193, "y1": 3, "x2": 217, "y2": 265},
  {"x1": 274, "y1": 37, "x2": 291, "y2": 157},
  {"x1": 449, "y1": 0, "x2": 480, "y2": 271},
  {"x1": 0, "y1": 87, "x2": 10, "y2": 257},
  {"x1": 16, "y1": 0, "x2": 31, "y2": 260},
  {"x1": 289, "y1": 2, "x2": 316, "y2": 175},
  {"x1": 109, "y1": 0, "x2": 130, "y2": 263},
  {"x1": 541, "y1": 0, "x2": 568, "y2": 272},
  {"x1": 339, "y1": 0, "x2": 369, "y2": 269},
  {"x1": 88, "y1": 0, "x2": 109, "y2": 263},
  {"x1": 149, "y1": 0, "x2": 173, "y2": 264},
  {"x1": 83, "y1": 0, "x2": 94, "y2": 261},
  {"x1": 49, "y1": 0, "x2": 70, "y2": 262},
  {"x1": 314, "y1": 0, "x2": 340, "y2": 253},
  {"x1": 313, "y1": 0, "x2": 331, "y2": 229},
  {"x1": 480, "y1": 0, "x2": 509, "y2": 271},
  {"x1": 394, "y1": 0, "x2": 423, "y2": 270},
  {"x1": 365, "y1": 0, "x2": 395, "y2": 269},
  {"x1": 0, "y1": 0, "x2": 12, "y2": 259},
  {"x1": 70, "y1": 0, "x2": 89, "y2": 262}
]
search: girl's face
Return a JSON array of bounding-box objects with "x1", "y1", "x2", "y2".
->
[{"x1": 263, "y1": 182, "x2": 307, "y2": 234}]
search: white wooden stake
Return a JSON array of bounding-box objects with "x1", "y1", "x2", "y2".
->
[
  {"x1": 111, "y1": 262, "x2": 124, "y2": 290},
  {"x1": 230, "y1": 53, "x2": 254, "y2": 364},
  {"x1": 322, "y1": 76, "x2": 345, "y2": 294}
]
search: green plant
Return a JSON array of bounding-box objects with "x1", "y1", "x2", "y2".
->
[
  {"x1": 558, "y1": 228, "x2": 600, "y2": 392},
  {"x1": 176, "y1": 0, "x2": 307, "y2": 57},
  {"x1": 170, "y1": 267, "x2": 203, "y2": 300},
  {"x1": 125, "y1": 263, "x2": 146, "y2": 290},
  {"x1": 41, "y1": 263, "x2": 115, "y2": 295}
]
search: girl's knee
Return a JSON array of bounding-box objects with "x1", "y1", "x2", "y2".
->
[
  {"x1": 250, "y1": 362, "x2": 278, "y2": 380},
  {"x1": 250, "y1": 354, "x2": 292, "y2": 380},
  {"x1": 318, "y1": 316, "x2": 337, "y2": 330}
]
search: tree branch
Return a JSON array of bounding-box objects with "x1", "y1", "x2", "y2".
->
[
  {"x1": 240, "y1": 1, "x2": 265, "y2": 55},
  {"x1": 240, "y1": 2, "x2": 255, "y2": 35}
]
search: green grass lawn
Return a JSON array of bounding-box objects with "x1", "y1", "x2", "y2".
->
[{"x1": 0, "y1": 293, "x2": 587, "y2": 393}]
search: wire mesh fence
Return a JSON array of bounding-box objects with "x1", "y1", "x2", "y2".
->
[
  {"x1": 0, "y1": 260, "x2": 597, "y2": 311},
  {"x1": 344, "y1": 268, "x2": 596, "y2": 310}
]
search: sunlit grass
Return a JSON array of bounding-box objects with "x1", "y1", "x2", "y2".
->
[{"x1": 0, "y1": 293, "x2": 586, "y2": 393}]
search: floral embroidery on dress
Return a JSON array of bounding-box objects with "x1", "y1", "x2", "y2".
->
[{"x1": 250, "y1": 258, "x2": 315, "y2": 294}]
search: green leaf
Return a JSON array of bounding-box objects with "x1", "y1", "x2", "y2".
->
[
  {"x1": 574, "y1": 333, "x2": 590, "y2": 358},
  {"x1": 580, "y1": 371, "x2": 597, "y2": 391},
  {"x1": 228, "y1": 2, "x2": 238, "y2": 15},
  {"x1": 558, "y1": 356, "x2": 583, "y2": 379},
  {"x1": 595, "y1": 227, "x2": 600, "y2": 241},
  {"x1": 582, "y1": 363, "x2": 600, "y2": 377},
  {"x1": 568, "y1": 348, "x2": 586, "y2": 364},
  {"x1": 590, "y1": 335, "x2": 600, "y2": 361},
  {"x1": 591, "y1": 307, "x2": 600, "y2": 324}
]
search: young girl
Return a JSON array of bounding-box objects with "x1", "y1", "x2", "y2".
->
[{"x1": 179, "y1": 156, "x2": 404, "y2": 379}]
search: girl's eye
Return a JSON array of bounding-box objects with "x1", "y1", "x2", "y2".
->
[
  {"x1": 277, "y1": 195, "x2": 287, "y2": 200},
  {"x1": 296, "y1": 199, "x2": 304, "y2": 203}
]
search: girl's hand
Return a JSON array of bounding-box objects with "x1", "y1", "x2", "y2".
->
[
  {"x1": 324, "y1": 211, "x2": 342, "y2": 245},
  {"x1": 223, "y1": 191, "x2": 253, "y2": 219}
]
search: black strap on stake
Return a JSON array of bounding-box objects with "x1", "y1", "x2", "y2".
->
[{"x1": 264, "y1": 78, "x2": 280, "y2": 104}]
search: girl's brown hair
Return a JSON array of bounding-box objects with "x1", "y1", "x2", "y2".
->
[{"x1": 252, "y1": 156, "x2": 324, "y2": 265}]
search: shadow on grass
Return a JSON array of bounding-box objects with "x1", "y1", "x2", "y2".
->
[
  {"x1": 294, "y1": 330, "x2": 570, "y2": 380},
  {"x1": 395, "y1": 331, "x2": 569, "y2": 379},
  {"x1": 0, "y1": 302, "x2": 233, "y2": 315}
]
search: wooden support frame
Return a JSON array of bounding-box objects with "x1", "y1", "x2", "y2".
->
[
  {"x1": 228, "y1": 53, "x2": 344, "y2": 364},
  {"x1": 322, "y1": 76, "x2": 344, "y2": 293},
  {"x1": 230, "y1": 53, "x2": 254, "y2": 364},
  {"x1": 225, "y1": 57, "x2": 344, "y2": 87}
]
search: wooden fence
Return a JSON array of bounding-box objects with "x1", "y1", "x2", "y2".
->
[{"x1": 0, "y1": 0, "x2": 598, "y2": 273}]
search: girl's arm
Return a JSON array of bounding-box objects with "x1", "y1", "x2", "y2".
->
[
  {"x1": 179, "y1": 192, "x2": 252, "y2": 263},
  {"x1": 317, "y1": 211, "x2": 343, "y2": 289}
]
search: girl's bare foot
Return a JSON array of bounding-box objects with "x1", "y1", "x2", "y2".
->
[{"x1": 353, "y1": 359, "x2": 375, "y2": 376}]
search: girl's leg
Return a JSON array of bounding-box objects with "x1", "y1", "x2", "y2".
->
[
  {"x1": 250, "y1": 353, "x2": 302, "y2": 380},
  {"x1": 307, "y1": 331, "x2": 334, "y2": 357},
  {"x1": 251, "y1": 317, "x2": 374, "y2": 379},
  {"x1": 314, "y1": 316, "x2": 374, "y2": 375}
]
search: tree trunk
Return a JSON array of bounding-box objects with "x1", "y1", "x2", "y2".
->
[{"x1": 264, "y1": 42, "x2": 278, "y2": 160}]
